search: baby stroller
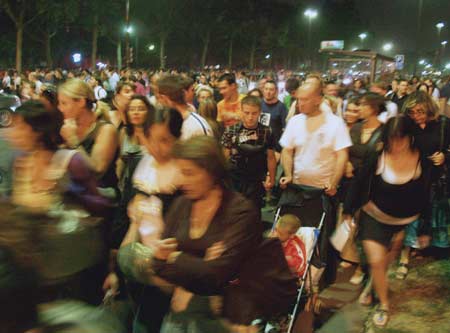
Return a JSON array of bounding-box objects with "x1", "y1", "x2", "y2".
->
[{"x1": 272, "y1": 183, "x2": 329, "y2": 333}]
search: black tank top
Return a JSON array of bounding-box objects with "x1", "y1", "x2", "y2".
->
[
  {"x1": 80, "y1": 120, "x2": 118, "y2": 189},
  {"x1": 371, "y1": 154, "x2": 426, "y2": 218}
]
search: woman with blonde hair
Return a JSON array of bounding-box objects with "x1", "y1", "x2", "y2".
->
[
  {"x1": 198, "y1": 98, "x2": 222, "y2": 139},
  {"x1": 397, "y1": 91, "x2": 450, "y2": 279},
  {"x1": 58, "y1": 78, "x2": 119, "y2": 193}
]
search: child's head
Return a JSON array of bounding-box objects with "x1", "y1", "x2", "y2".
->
[{"x1": 275, "y1": 214, "x2": 301, "y2": 242}]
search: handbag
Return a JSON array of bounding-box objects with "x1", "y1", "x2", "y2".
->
[{"x1": 330, "y1": 219, "x2": 353, "y2": 252}]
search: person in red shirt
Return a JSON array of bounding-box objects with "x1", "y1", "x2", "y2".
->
[{"x1": 274, "y1": 214, "x2": 307, "y2": 278}]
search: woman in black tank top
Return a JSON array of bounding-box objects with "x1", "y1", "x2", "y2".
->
[
  {"x1": 343, "y1": 116, "x2": 430, "y2": 328},
  {"x1": 58, "y1": 79, "x2": 119, "y2": 191}
]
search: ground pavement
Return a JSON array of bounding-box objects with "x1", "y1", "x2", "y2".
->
[{"x1": 262, "y1": 205, "x2": 450, "y2": 333}]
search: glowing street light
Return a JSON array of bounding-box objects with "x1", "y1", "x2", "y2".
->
[
  {"x1": 419, "y1": 59, "x2": 426, "y2": 65},
  {"x1": 304, "y1": 9, "x2": 318, "y2": 19},
  {"x1": 436, "y1": 22, "x2": 445, "y2": 30},
  {"x1": 265, "y1": 54, "x2": 271, "y2": 59},
  {"x1": 383, "y1": 43, "x2": 393, "y2": 52},
  {"x1": 125, "y1": 26, "x2": 133, "y2": 34},
  {"x1": 359, "y1": 33, "x2": 367, "y2": 41},
  {"x1": 148, "y1": 44, "x2": 155, "y2": 51},
  {"x1": 442, "y1": 40, "x2": 448, "y2": 46},
  {"x1": 446, "y1": 63, "x2": 450, "y2": 69}
]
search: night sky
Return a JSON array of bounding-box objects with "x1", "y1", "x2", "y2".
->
[{"x1": 0, "y1": 0, "x2": 449, "y2": 68}]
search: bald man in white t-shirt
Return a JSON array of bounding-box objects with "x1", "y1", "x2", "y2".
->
[{"x1": 279, "y1": 83, "x2": 351, "y2": 196}]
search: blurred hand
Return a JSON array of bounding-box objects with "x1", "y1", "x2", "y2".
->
[
  {"x1": 154, "y1": 238, "x2": 178, "y2": 260},
  {"x1": 60, "y1": 118, "x2": 79, "y2": 147},
  {"x1": 345, "y1": 161, "x2": 354, "y2": 178},
  {"x1": 102, "y1": 272, "x2": 119, "y2": 293},
  {"x1": 428, "y1": 152, "x2": 445, "y2": 166},
  {"x1": 279, "y1": 176, "x2": 292, "y2": 189},
  {"x1": 205, "y1": 241, "x2": 226, "y2": 261},
  {"x1": 324, "y1": 183, "x2": 337, "y2": 197},
  {"x1": 263, "y1": 175, "x2": 274, "y2": 191}
]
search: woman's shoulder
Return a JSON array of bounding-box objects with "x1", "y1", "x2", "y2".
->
[{"x1": 220, "y1": 191, "x2": 260, "y2": 221}]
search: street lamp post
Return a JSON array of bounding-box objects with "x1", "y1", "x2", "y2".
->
[
  {"x1": 125, "y1": 0, "x2": 131, "y2": 67},
  {"x1": 304, "y1": 9, "x2": 318, "y2": 69},
  {"x1": 359, "y1": 33, "x2": 367, "y2": 49},
  {"x1": 436, "y1": 23, "x2": 445, "y2": 68}
]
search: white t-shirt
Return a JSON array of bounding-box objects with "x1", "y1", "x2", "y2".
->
[
  {"x1": 378, "y1": 101, "x2": 398, "y2": 123},
  {"x1": 181, "y1": 112, "x2": 213, "y2": 141},
  {"x1": 279, "y1": 112, "x2": 352, "y2": 189},
  {"x1": 94, "y1": 86, "x2": 107, "y2": 100}
]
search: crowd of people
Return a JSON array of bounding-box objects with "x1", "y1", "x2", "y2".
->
[{"x1": 0, "y1": 66, "x2": 449, "y2": 332}]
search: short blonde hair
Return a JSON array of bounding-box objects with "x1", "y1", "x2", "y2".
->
[{"x1": 277, "y1": 214, "x2": 301, "y2": 233}]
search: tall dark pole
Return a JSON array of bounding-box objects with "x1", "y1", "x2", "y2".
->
[
  {"x1": 308, "y1": 17, "x2": 312, "y2": 69},
  {"x1": 125, "y1": 0, "x2": 130, "y2": 68},
  {"x1": 414, "y1": 0, "x2": 423, "y2": 75}
]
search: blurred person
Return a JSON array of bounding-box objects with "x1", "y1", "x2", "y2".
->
[
  {"x1": 108, "y1": 81, "x2": 136, "y2": 128},
  {"x1": 392, "y1": 79, "x2": 409, "y2": 111},
  {"x1": 385, "y1": 79, "x2": 398, "y2": 99},
  {"x1": 58, "y1": 79, "x2": 119, "y2": 193},
  {"x1": 424, "y1": 78, "x2": 440, "y2": 103},
  {"x1": 217, "y1": 73, "x2": 245, "y2": 127},
  {"x1": 339, "y1": 93, "x2": 384, "y2": 283},
  {"x1": 39, "y1": 85, "x2": 59, "y2": 112},
  {"x1": 6, "y1": 100, "x2": 110, "y2": 216},
  {"x1": 370, "y1": 81, "x2": 398, "y2": 123},
  {"x1": 198, "y1": 98, "x2": 222, "y2": 139},
  {"x1": 221, "y1": 96, "x2": 276, "y2": 209},
  {"x1": 89, "y1": 75, "x2": 108, "y2": 101},
  {"x1": 280, "y1": 83, "x2": 351, "y2": 286},
  {"x1": 324, "y1": 81, "x2": 343, "y2": 117},
  {"x1": 1, "y1": 69, "x2": 12, "y2": 93},
  {"x1": 128, "y1": 74, "x2": 147, "y2": 97},
  {"x1": 247, "y1": 88, "x2": 263, "y2": 98},
  {"x1": 439, "y1": 75, "x2": 450, "y2": 116},
  {"x1": 258, "y1": 77, "x2": 268, "y2": 92},
  {"x1": 125, "y1": 136, "x2": 295, "y2": 332},
  {"x1": 28, "y1": 72, "x2": 42, "y2": 95},
  {"x1": 196, "y1": 87, "x2": 214, "y2": 104},
  {"x1": 343, "y1": 96, "x2": 361, "y2": 129},
  {"x1": 271, "y1": 214, "x2": 307, "y2": 278},
  {"x1": 261, "y1": 80, "x2": 288, "y2": 155},
  {"x1": 115, "y1": 95, "x2": 154, "y2": 220},
  {"x1": 19, "y1": 80, "x2": 38, "y2": 102},
  {"x1": 397, "y1": 92, "x2": 450, "y2": 279},
  {"x1": 157, "y1": 74, "x2": 212, "y2": 140},
  {"x1": 343, "y1": 116, "x2": 430, "y2": 327},
  {"x1": 180, "y1": 75, "x2": 196, "y2": 111},
  {"x1": 284, "y1": 77, "x2": 300, "y2": 109},
  {"x1": 236, "y1": 71, "x2": 249, "y2": 94},
  {"x1": 0, "y1": 204, "x2": 125, "y2": 333},
  {"x1": 115, "y1": 107, "x2": 183, "y2": 333}
]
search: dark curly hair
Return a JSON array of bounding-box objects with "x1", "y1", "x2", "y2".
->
[
  {"x1": 15, "y1": 100, "x2": 64, "y2": 151},
  {"x1": 125, "y1": 94, "x2": 155, "y2": 137}
]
